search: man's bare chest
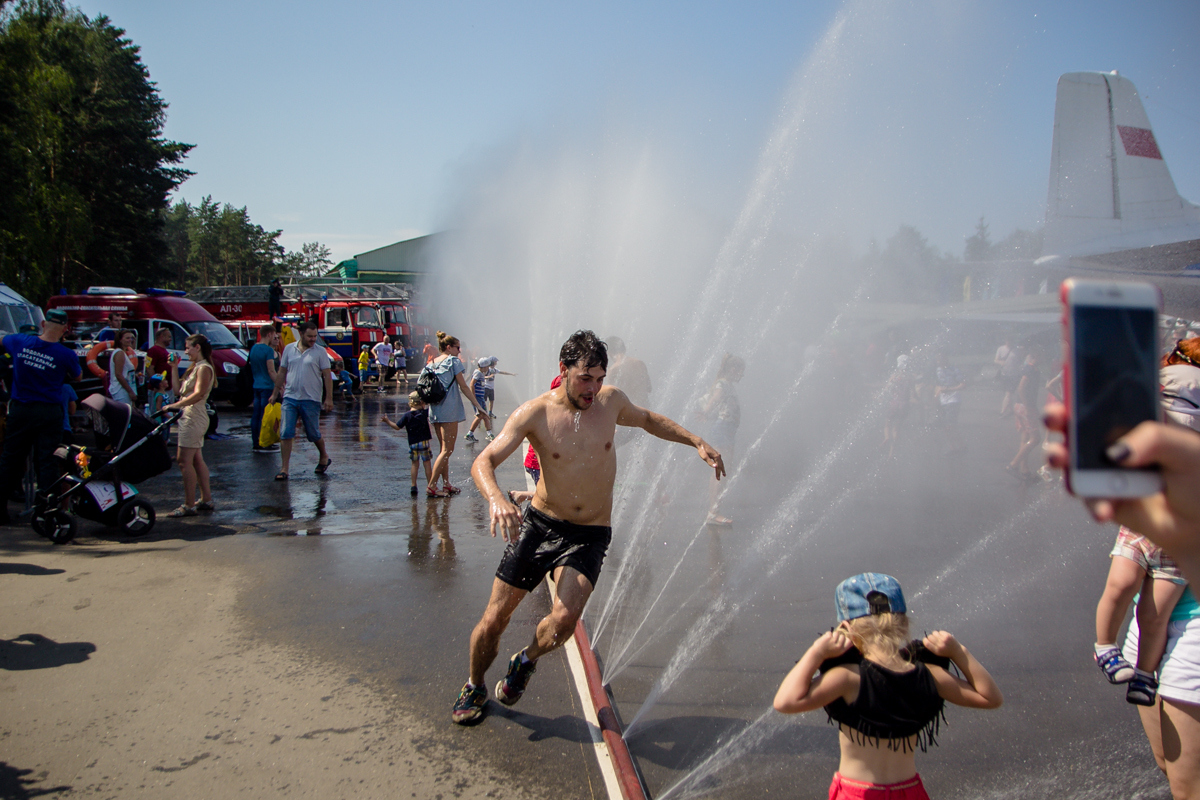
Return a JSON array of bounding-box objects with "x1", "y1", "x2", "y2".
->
[{"x1": 536, "y1": 413, "x2": 615, "y2": 466}]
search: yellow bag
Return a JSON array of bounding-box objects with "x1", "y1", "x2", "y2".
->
[{"x1": 259, "y1": 402, "x2": 282, "y2": 447}]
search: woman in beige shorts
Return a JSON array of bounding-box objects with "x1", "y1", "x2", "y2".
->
[{"x1": 164, "y1": 334, "x2": 215, "y2": 517}]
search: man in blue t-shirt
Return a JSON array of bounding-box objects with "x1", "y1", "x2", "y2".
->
[
  {"x1": 249, "y1": 324, "x2": 280, "y2": 453},
  {"x1": 0, "y1": 309, "x2": 81, "y2": 523}
]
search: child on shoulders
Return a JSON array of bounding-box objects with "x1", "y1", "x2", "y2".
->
[{"x1": 1092, "y1": 355, "x2": 1200, "y2": 705}]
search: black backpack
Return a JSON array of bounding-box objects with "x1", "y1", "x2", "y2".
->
[{"x1": 416, "y1": 364, "x2": 447, "y2": 405}]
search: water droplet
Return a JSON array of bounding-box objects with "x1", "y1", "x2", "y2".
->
[{"x1": 573, "y1": 411, "x2": 581, "y2": 432}]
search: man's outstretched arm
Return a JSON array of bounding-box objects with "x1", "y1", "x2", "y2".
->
[
  {"x1": 472, "y1": 408, "x2": 536, "y2": 542},
  {"x1": 619, "y1": 399, "x2": 725, "y2": 480}
]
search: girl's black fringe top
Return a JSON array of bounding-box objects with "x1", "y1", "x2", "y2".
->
[{"x1": 818, "y1": 640, "x2": 950, "y2": 754}]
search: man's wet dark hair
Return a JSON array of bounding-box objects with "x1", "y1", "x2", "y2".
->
[{"x1": 560, "y1": 330, "x2": 608, "y2": 371}]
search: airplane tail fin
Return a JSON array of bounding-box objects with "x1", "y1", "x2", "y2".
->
[{"x1": 1044, "y1": 71, "x2": 1200, "y2": 258}]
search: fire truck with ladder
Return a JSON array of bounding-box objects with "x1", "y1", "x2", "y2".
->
[{"x1": 188, "y1": 283, "x2": 428, "y2": 377}]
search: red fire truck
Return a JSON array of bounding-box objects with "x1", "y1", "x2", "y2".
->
[{"x1": 189, "y1": 283, "x2": 418, "y2": 377}]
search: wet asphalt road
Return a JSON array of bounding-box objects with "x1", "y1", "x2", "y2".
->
[
  {"x1": 52, "y1": 390, "x2": 606, "y2": 799},
  {"x1": 42, "y1": 384, "x2": 1176, "y2": 799}
]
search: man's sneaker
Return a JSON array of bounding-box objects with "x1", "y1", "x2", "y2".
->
[
  {"x1": 452, "y1": 683, "x2": 488, "y2": 725},
  {"x1": 464, "y1": 433, "x2": 477, "y2": 442},
  {"x1": 485, "y1": 432, "x2": 495, "y2": 441},
  {"x1": 1126, "y1": 670, "x2": 1159, "y2": 706},
  {"x1": 1096, "y1": 645, "x2": 1136, "y2": 684},
  {"x1": 495, "y1": 649, "x2": 537, "y2": 706}
]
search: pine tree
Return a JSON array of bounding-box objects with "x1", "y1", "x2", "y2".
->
[{"x1": 0, "y1": 0, "x2": 192, "y2": 300}]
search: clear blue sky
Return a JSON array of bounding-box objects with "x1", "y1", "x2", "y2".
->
[{"x1": 75, "y1": 0, "x2": 1200, "y2": 264}]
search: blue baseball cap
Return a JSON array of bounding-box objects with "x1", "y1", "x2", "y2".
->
[{"x1": 835, "y1": 573, "x2": 907, "y2": 622}]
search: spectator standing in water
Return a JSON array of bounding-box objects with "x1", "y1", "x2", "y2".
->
[
  {"x1": 451, "y1": 330, "x2": 723, "y2": 725},
  {"x1": 373, "y1": 338, "x2": 394, "y2": 393},
  {"x1": 774, "y1": 573, "x2": 1002, "y2": 800},
  {"x1": 358, "y1": 345, "x2": 372, "y2": 386},
  {"x1": 426, "y1": 331, "x2": 488, "y2": 497},
  {"x1": 464, "y1": 358, "x2": 494, "y2": 443},
  {"x1": 382, "y1": 391, "x2": 434, "y2": 497},
  {"x1": 270, "y1": 321, "x2": 333, "y2": 481},
  {"x1": 1045, "y1": 346, "x2": 1200, "y2": 798},
  {"x1": 163, "y1": 335, "x2": 216, "y2": 517},
  {"x1": 605, "y1": 336, "x2": 651, "y2": 407},
  {"x1": 994, "y1": 337, "x2": 1021, "y2": 417},
  {"x1": 249, "y1": 325, "x2": 280, "y2": 452},
  {"x1": 1005, "y1": 350, "x2": 1042, "y2": 481},
  {"x1": 482, "y1": 357, "x2": 515, "y2": 417},
  {"x1": 933, "y1": 352, "x2": 966, "y2": 454},
  {"x1": 393, "y1": 342, "x2": 408, "y2": 391},
  {"x1": 1093, "y1": 341, "x2": 1200, "y2": 710}
]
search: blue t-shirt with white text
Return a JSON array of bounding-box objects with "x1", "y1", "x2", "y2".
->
[{"x1": 3, "y1": 334, "x2": 81, "y2": 403}]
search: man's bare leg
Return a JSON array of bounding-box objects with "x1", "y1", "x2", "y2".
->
[
  {"x1": 494, "y1": 567, "x2": 595, "y2": 708},
  {"x1": 279, "y1": 438, "x2": 293, "y2": 474},
  {"x1": 454, "y1": 578, "x2": 529, "y2": 724},
  {"x1": 527, "y1": 566, "x2": 594, "y2": 660},
  {"x1": 468, "y1": 578, "x2": 529, "y2": 686}
]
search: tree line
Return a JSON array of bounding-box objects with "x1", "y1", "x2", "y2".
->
[
  {"x1": 0, "y1": 0, "x2": 332, "y2": 304},
  {"x1": 862, "y1": 217, "x2": 1044, "y2": 305},
  {"x1": 162, "y1": 198, "x2": 333, "y2": 289}
]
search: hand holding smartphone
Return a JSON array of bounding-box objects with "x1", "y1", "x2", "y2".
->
[{"x1": 1062, "y1": 278, "x2": 1162, "y2": 498}]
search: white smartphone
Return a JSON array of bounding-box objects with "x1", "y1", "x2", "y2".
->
[{"x1": 1062, "y1": 278, "x2": 1163, "y2": 498}]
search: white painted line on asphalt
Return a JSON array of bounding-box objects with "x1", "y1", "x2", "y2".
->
[
  {"x1": 565, "y1": 628, "x2": 623, "y2": 799},
  {"x1": 549, "y1": 574, "x2": 622, "y2": 800}
]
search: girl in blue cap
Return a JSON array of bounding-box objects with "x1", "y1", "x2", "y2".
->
[{"x1": 773, "y1": 573, "x2": 1003, "y2": 800}]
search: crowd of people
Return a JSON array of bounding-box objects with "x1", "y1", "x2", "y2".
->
[{"x1": 6, "y1": 304, "x2": 1200, "y2": 798}]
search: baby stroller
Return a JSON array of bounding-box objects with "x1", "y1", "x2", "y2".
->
[{"x1": 32, "y1": 395, "x2": 179, "y2": 544}]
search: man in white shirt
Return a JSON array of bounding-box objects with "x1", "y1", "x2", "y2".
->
[{"x1": 269, "y1": 322, "x2": 333, "y2": 480}]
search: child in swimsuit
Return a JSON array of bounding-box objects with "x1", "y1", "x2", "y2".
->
[{"x1": 774, "y1": 573, "x2": 1003, "y2": 800}]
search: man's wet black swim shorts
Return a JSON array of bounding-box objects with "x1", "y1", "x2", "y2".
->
[{"x1": 496, "y1": 505, "x2": 612, "y2": 591}]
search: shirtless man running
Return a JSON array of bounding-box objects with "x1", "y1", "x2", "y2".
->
[{"x1": 452, "y1": 330, "x2": 724, "y2": 724}]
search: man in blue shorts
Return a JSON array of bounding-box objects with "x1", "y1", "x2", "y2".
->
[
  {"x1": 0, "y1": 309, "x2": 81, "y2": 523},
  {"x1": 452, "y1": 330, "x2": 725, "y2": 724},
  {"x1": 269, "y1": 321, "x2": 332, "y2": 480}
]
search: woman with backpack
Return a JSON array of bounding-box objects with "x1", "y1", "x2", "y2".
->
[{"x1": 420, "y1": 331, "x2": 488, "y2": 497}]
